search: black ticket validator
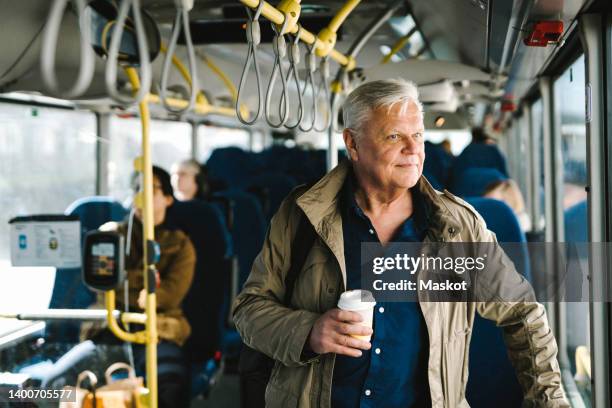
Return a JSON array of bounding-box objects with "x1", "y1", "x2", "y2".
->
[{"x1": 83, "y1": 230, "x2": 125, "y2": 291}]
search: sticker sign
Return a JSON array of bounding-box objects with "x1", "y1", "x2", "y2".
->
[{"x1": 9, "y1": 215, "x2": 81, "y2": 268}]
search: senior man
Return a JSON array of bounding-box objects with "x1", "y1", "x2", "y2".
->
[{"x1": 233, "y1": 79, "x2": 568, "y2": 408}]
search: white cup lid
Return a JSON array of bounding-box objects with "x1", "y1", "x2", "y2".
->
[{"x1": 337, "y1": 290, "x2": 376, "y2": 311}]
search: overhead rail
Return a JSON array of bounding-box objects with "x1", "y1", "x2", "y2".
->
[
  {"x1": 40, "y1": 0, "x2": 95, "y2": 98},
  {"x1": 159, "y1": 0, "x2": 198, "y2": 114},
  {"x1": 239, "y1": 0, "x2": 358, "y2": 69},
  {"x1": 237, "y1": 0, "x2": 360, "y2": 131}
]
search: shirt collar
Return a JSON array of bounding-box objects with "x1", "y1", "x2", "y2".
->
[{"x1": 341, "y1": 167, "x2": 428, "y2": 234}]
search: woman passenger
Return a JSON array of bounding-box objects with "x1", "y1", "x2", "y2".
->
[{"x1": 83, "y1": 165, "x2": 195, "y2": 408}]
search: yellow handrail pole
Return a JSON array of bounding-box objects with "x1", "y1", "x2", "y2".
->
[
  {"x1": 315, "y1": 0, "x2": 361, "y2": 59},
  {"x1": 197, "y1": 52, "x2": 251, "y2": 118},
  {"x1": 105, "y1": 291, "x2": 147, "y2": 344},
  {"x1": 125, "y1": 66, "x2": 158, "y2": 408},
  {"x1": 327, "y1": 0, "x2": 360, "y2": 33},
  {"x1": 199, "y1": 53, "x2": 238, "y2": 104},
  {"x1": 239, "y1": 0, "x2": 356, "y2": 69},
  {"x1": 381, "y1": 27, "x2": 417, "y2": 64},
  {"x1": 159, "y1": 44, "x2": 210, "y2": 106},
  {"x1": 146, "y1": 94, "x2": 237, "y2": 117}
]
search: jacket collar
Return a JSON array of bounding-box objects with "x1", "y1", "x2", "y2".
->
[{"x1": 297, "y1": 160, "x2": 463, "y2": 243}]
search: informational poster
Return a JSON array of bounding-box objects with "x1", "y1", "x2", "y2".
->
[{"x1": 9, "y1": 215, "x2": 81, "y2": 268}]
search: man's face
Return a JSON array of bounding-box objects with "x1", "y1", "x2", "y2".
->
[{"x1": 344, "y1": 102, "x2": 425, "y2": 190}]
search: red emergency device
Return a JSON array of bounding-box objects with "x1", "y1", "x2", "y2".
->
[{"x1": 523, "y1": 21, "x2": 564, "y2": 47}]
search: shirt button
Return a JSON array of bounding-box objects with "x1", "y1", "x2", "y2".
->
[
  {"x1": 378, "y1": 306, "x2": 385, "y2": 313},
  {"x1": 368, "y1": 228, "x2": 374, "y2": 235},
  {"x1": 375, "y1": 348, "x2": 381, "y2": 355},
  {"x1": 364, "y1": 389, "x2": 372, "y2": 397}
]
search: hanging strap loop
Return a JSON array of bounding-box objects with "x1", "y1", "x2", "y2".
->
[
  {"x1": 104, "y1": 0, "x2": 152, "y2": 105},
  {"x1": 236, "y1": 0, "x2": 265, "y2": 125},
  {"x1": 299, "y1": 43, "x2": 318, "y2": 132},
  {"x1": 265, "y1": 15, "x2": 291, "y2": 128},
  {"x1": 314, "y1": 56, "x2": 332, "y2": 132},
  {"x1": 40, "y1": 0, "x2": 95, "y2": 98},
  {"x1": 282, "y1": 25, "x2": 305, "y2": 129},
  {"x1": 159, "y1": 4, "x2": 198, "y2": 115}
]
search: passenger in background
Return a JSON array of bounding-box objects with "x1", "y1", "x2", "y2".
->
[
  {"x1": 472, "y1": 125, "x2": 497, "y2": 145},
  {"x1": 171, "y1": 159, "x2": 210, "y2": 201},
  {"x1": 440, "y1": 139, "x2": 453, "y2": 156},
  {"x1": 452, "y1": 127, "x2": 509, "y2": 178},
  {"x1": 82, "y1": 165, "x2": 195, "y2": 408},
  {"x1": 483, "y1": 179, "x2": 532, "y2": 232}
]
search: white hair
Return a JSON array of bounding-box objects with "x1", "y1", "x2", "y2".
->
[{"x1": 342, "y1": 78, "x2": 423, "y2": 135}]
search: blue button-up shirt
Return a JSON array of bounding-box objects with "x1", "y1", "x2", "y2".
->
[{"x1": 331, "y1": 173, "x2": 431, "y2": 408}]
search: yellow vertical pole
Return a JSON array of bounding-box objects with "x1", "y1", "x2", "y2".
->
[{"x1": 125, "y1": 67, "x2": 158, "y2": 408}]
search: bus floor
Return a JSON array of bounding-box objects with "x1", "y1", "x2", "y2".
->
[{"x1": 191, "y1": 373, "x2": 240, "y2": 407}]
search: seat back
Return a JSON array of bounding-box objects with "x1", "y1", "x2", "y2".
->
[
  {"x1": 564, "y1": 200, "x2": 587, "y2": 243},
  {"x1": 206, "y1": 147, "x2": 260, "y2": 188},
  {"x1": 47, "y1": 197, "x2": 128, "y2": 343},
  {"x1": 449, "y1": 167, "x2": 507, "y2": 198},
  {"x1": 165, "y1": 200, "x2": 232, "y2": 363},
  {"x1": 452, "y1": 143, "x2": 509, "y2": 180},
  {"x1": 465, "y1": 197, "x2": 529, "y2": 408},
  {"x1": 245, "y1": 173, "x2": 297, "y2": 221},
  {"x1": 424, "y1": 141, "x2": 454, "y2": 189},
  {"x1": 214, "y1": 190, "x2": 267, "y2": 289}
]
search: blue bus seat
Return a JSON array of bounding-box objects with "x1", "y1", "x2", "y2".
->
[
  {"x1": 213, "y1": 190, "x2": 267, "y2": 359},
  {"x1": 245, "y1": 173, "x2": 297, "y2": 221},
  {"x1": 207, "y1": 147, "x2": 261, "y2": 188},
  {"x1": 424, "y1": 141, "x2": 454, "y2": 188},
  {"x1": 164, "y1": 200, "x2": 232, "y2": 397},
  {"x1": 213, "y1": 190, "x2": 266, "y2": 291},
  {"x1": 452, "y1": 143, "x2": 509, "y2": 180},
  {"x1": 422, "y1": 172, "x2": 443, "y2": 191},
  {"x1": 48, "y1": 197, "x2": 128, "y2": 343},
  {"x1": 449, "y1": 167, "x2": 508, "y2": 198},
  {"x1": 465, "y1": 197, "x2": 530, "y2": 408},
  {"x1": 564, "y1": 200, "x2": 587, "y2": 243}
]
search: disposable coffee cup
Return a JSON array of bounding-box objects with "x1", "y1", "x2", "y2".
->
[{"x1": 337, "y1": 290, "x2": 376, "y2": 342}]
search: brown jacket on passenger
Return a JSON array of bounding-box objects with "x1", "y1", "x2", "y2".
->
[
  {"x1": 82, "y1": 219, "x2": 195, "y2": 346},
  {"x1": 232, "y1": 160, "x2": 569, "y2": 408}
]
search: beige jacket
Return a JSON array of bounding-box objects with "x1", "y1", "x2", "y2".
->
[{"x1": 233, "y1": 161, "x2": 568, "y2": 408}]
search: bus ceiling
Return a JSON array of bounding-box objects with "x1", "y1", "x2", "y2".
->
[{"x1": 0, "y1": 0, "x2": 595, "y2": 129}]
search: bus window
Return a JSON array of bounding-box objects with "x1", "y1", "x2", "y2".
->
[
  {"x1": 424, "y1": 130, "x2": 471, "y2": 156},
  {"x1": 108, "y1": 117, "x2": 191, "y2": 202},
  {"x1": 531, "y1": 99, "x2": 545, "y2": 230},
  {"x1": 0, "y1": 103, "x2": 96, "y2": 316},
  {"x1": 196, "y1": 124, "x2": 251, "y2": 162},
  {"x1": 555, "y1": 55, "x2": 588, "y2": 210},
  {"x1": 554, "y1": 55, "x2": 590, "y2": 395}
]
